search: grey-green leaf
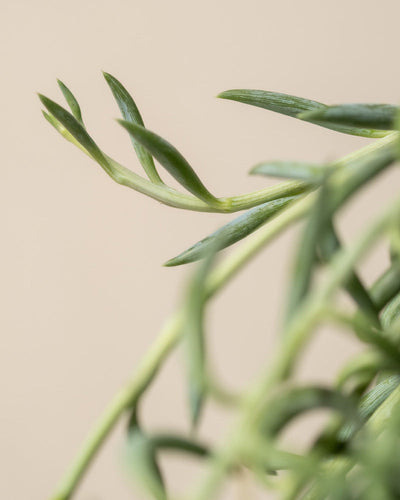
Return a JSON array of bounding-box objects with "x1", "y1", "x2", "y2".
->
[
  {"x1": 39, "y1": 94, "x2": 113, "y2": 175},
  {"x1": 218, "y1": 89, "x2": 388, "y2": 138},
  {"x1": 57, "y1": 79, "x2": 83, "y2": 124},
  {"x1": 165, "y1": 196, "x2": 297, "y2": 266},
  {"x1": 218, "y1": 89, "x2": 325, "y2": 117},
  {"x1": 300, "y1": 104, "x2": 399, "y2": 131},
  {"x1": 124, "y1": 427, "x2": 167, "y2": 500},
  {"x1": 250, "y1": 161, "x2": 326, "y2": 182},
  {"x1": 103, "y1": 72, "x2": 163, "y2": 184},
  {"x1": 118, "y1": 120, "x2": 220, "y2": 206}
]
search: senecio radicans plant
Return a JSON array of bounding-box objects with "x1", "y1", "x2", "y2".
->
[{"x1": 40, "y1": 73, "x2": 400, "y2": 500}]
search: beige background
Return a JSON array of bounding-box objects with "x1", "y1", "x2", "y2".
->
[{"x1": 2, "y1": 1, "x2": 400, "y2": 499}]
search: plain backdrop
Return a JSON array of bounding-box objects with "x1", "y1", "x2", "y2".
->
[{"x1": 2, "y1": 1, "x2": 400, "y2": 499}]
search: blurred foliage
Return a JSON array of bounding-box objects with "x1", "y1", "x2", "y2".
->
[{"x1": 41, "y1": 75, "x2": 400, "y2": 500}]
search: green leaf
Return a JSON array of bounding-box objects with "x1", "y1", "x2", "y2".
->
[
  {"x1": 103, "y1": 72, "x2": 163, "y2": 184},
  {"x1": 57, "y1": 79, "x2": 83, "y2": 124},
  {"x1": 165, "y1": 196, "x2": 297, "y2": 266},
  {"x1": 299, "y1": 104, "x2": 399, "y2": 131},
  {"x1": 151, "y1": 434, "x2": 210, "y2": 458},
  {"x1": 285, "y1": 179, "x2": 330, "y2": 324},
  {"x1": 338, "y1": 375, "x2": 400, "y2": 442},
  {"x1": 261, "y1": 386, "x2": 357, "y2": 437},
  {"x1": 318, "y1": 222, "x2": 380, "y2": 326},
  {"x1": 218, "y1": 89, "x2": 388, "y2": 138},
  {"x1": 39, "y1": 94, "x2": 113, "y2": 175},
  {"x1": 250, "y1": 161, "x2": 326, "y2": 182},
  {"x1": 118, "y1": 120, "x2": 219, "y2": 206},
  {"x1": 183, "y1": 241, "x2": 222, "y2": 428},
  {"x1": 124, "y1": 424, "x2": 167, "y2": 500},
  {"x1": 218, "y1": 89, "x2": 325, "y2": 117}
]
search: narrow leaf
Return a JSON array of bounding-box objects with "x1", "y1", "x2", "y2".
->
[
  {"x1": 300, "y1": 104, "x2": 399, "y2": 131},
  {"x1": 57, "y1": 79, "x2": 83, "y2": 123},
  {"x1": 183, "y1": 241, "x2": 222, "y2": 428},
  {"x1": 165, "y1": 196, "x2": 297, "y2": 266},
  {"x1": 218, "y1": 89, "x2": 325, "y2": 118},
  {"x1": 338, "y1": 375, "x2": 400, "y2": 442},
  {"x1": 151, "y1": 434, "x2": 210, "y2": 458},
  {"x1": 250, "y1": 161, "x2": 326, "y2": 182},
  {"x1": 39, "y1": 94, "x2": 112, "y2": 174},
  {"x1": 285, "y1": 179, "x2": 329, "y2": 324},
  {"x1": 103, "y1": 72, "x2": 163, "y2": 184},
  {"x1": 261, "y1": 386, "x2": 357, "y2": 437},
  {"x1": 218, "y1": 89, "x2": 388, "y2": 138},
  {"x1": 125, "y1": 424, "x2": 167, "y2": 500},
  {"x1": 118, "y1": 120, "x2": 219, "y2": 206},
  {"x1": 319, "y1": 222, "x2": 380, "y2": 326}
]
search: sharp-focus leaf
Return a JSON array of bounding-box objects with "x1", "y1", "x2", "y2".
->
[
  {"x1": 300, "y1": 104, "x2": 399, "y2": 131},
  {"x1": 218, "y1": 89, "x2": 388, "y2": 138},
  {"x1": 124, "y1": 422, "x2": 167, "y2": 500},
  {"x1": 57, "y1": 79, "x2": 83, "y2": 123},
  {"x1": 218, "y1": 89, "x2": 325, "y2": 117},
  {"x1": 103, "y1": 72, "x2": 163, "y2": 184},
  {"x1": 118, "y1": 120, "x2": 219, "y2": 206},
  {"x1": 165, "y1": 196, "x2": 297, "y2": 266},
  {"x1": 250, "y1": 161, "x2": 326, "y2": 182},
  {"x1": 39, "y1": 94, "x2": 113, "y2": 174},
  {"x1": 336, "y1": 351, "x2": 383, "y2": 393}
]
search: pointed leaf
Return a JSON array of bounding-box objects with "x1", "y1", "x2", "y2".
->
[
  {"x1": 118, "y1": 120, "x2": 219, "y2": 205},
  {"x1": 165, "y1": 196, "x2": 297, "y2": 266},
  {"x1": 218, "y1": 89, "x2": 388, "y2": 138},
  {"x1": 39, "y1": 94, "x2": 112, "y2": 174},
  {"x1": 300, "y1": 104, "x2": 399, "y2": 131},
  {"x1": 125, "y1": 425, "x2": 167, "y2": 500},
  {"x1": 57, "y1": 79, "x2": 83, "y2": 123},
  {"x1": 151, "y1": 434, "x2": 210, "y2": 458},
  {"x1": 250, "y1": 161, "x2": 326, "y2": 181},
  {"x1": 218, "y1": 89, "x2": 325, "y2": 117},
  {"x1": 103, "y1": 72, "x2": 163, "y2": 184}
]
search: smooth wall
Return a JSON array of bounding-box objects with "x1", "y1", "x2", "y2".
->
[{"x1": 2, "y1": 1, "x2": 400, "y2": 499}]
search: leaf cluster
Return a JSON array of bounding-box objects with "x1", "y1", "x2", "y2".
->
[{"x1": 40, "y1": 75, "x2": 400, "y2": 500}]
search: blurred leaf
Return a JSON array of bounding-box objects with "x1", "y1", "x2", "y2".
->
[
  {"x1": 261, "y1": 386, "x2": 357, "y2": 437},
  {"x1": 370, "y1": 265, "x2": 400, "y2": 311},
  {"x1": 103, "y1": 72, "x2": 163, "y2": 184},
  {"x1": 151, "y1": 434, "x2": 210, "y2": 458},
  {"x1": 250, "y1": 161, "x2": 326, "y2": 181},
  {"x1": 338, "y1": 375, "x2": 400, "y2": 442},
  {"x1": 165, "y1": 195, "x2": 297, "y2": 266},
  {"x1": 183, "y1": 240, "x2": 223, "y2": 428},
  {"x1": 285, "y1": 179, "x2": 329, "y2": 324},
  {"x1": 124, "y1": 421, "x2": 167, "y2": 500},
  {"x1": 118, "y1": 120, "x2": 219, "y2": 206},
  {"x1": 300, "y1": 104, "x2": 399, "y2": 131},
  {"x1": 318, "y1": 222, "x2": 380, "y2": 326},
  {"x1": 218, "y1": 89, "x2": 387, "y2": 138},
  {"x1": 39, "y1": 94, "x2": 113, "y2": 174},
  {"x1": 336, "y1": 351, "x2": 383, "y2": 392},
  {"x1": 329, "y1": 143, "x2": 395, "y2": 212}
]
